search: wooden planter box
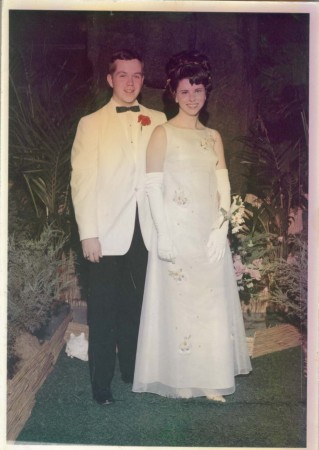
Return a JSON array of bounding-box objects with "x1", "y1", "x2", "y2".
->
[
  {"x1": 251, "y1": 323, "x2": 302, "y2": 358},
  {"x1": 7, "y1": 312, "x2": 72, "y2": 442}
]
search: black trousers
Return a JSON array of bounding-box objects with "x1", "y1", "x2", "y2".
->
[{"x1": 87, "y1": 213, "x2": 147, "y2": 396}]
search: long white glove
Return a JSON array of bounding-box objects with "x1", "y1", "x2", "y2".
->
[
  {"x1": 207, "y1": 169, "x2": 231, "y2": 262},
  {"x1": 146, "y1": 172, "x2": 176, "y2": 262}
]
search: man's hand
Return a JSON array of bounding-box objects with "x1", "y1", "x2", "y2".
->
[{"x1": 82, "y1": 238, "x2": 102, "y2": 263}]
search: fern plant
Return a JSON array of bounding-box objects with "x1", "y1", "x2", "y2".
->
[
  {"x1": 9, "y1": 74, "x2": 76, "y2": 234},
  {"x1": 9, "y1": 44, "x2": 106, "y2": 240},
  {"x1": 262, "y1": 234, "x2": 307, "y2": 331},
  {"x1": 236, "y1": 114, "x2": 307, "y2": 259}
]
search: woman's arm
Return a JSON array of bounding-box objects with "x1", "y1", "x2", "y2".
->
[
  {"x1": 213, "y1": 130, "x2": 227, "y2": 170},
  {"x1": 145, "y1": 125, "x2": 176, "y2": 262},
  {"x1": 146, "y1": 125, "x2": 167, "y2": 173}
]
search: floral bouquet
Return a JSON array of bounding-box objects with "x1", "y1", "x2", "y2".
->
[{"x1": 220, "y1": 195, "x2": 246, "y2": 234}]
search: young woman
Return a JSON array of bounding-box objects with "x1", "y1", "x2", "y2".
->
[{"x1": 133, "y1": 50, "x2": 252, "y2": 401}]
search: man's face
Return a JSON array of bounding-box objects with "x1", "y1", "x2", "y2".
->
[{"x1": 107, "y1": 59, "x2": 144, "y2": 106}]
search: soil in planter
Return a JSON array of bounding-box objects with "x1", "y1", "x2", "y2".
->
[
  {"x1": 265, "y1": 308, "x2": 289, "y2": 328},
  {"x1": 7, "y1": 353, "x2": 21, "y2": 380},
  {"x1": 243, "y1": 307, "x2": 295, "y2": 337},
  {"x1": 34, "y1": 302, "x2": 71, "y2": 341}
]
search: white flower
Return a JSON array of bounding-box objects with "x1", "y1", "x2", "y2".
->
[{"x1": 220, "y1": 195, "x2": 246, "y2": 234}]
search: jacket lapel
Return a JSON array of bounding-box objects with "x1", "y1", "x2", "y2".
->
[
  {"x1": 100, "y1": 102, "x2": 134, "y2": 161},
  {"x1": 99, "y1": 102, "x2": 160, "y2": 160},
  {"x1": 137, "y1": 106, "x2": 155, "y2": 151}
]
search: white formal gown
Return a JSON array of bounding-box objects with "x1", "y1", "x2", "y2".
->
[{"x1": 133, "y1": 123, "x2": 252, "y2": 398}]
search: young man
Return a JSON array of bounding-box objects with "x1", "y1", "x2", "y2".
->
[{"x1": 71, "y1": 49, "x2": 166, "y2": 405}]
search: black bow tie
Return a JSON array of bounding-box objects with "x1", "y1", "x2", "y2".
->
[{"x1": 116, "y1": 105, "x2": 140, "y2": 113}]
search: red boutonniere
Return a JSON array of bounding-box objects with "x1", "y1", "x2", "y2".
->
[{"x1": 138, "y1": 114, "x2": 151, "y2": 128}]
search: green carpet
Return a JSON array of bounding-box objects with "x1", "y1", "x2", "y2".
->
[{"x1": 16, "y1": 346, "x2": 306, "y2": 447}]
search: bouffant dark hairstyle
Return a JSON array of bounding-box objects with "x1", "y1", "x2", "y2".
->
[{"x1": 165, "y1": 50, "x2": 212, "y2": 96}]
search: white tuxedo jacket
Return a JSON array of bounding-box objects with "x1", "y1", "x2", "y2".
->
[{"x1": 71, "y1": 100, "x2": 166, "y2": 255}]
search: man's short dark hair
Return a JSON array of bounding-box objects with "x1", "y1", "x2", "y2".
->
[{"x1": 108, "y1": 49, "x2": 144, "y2": 74}]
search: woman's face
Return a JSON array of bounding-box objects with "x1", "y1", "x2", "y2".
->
[{"x1": 175, "y1": 78, "x2": 206, "y2": 116}]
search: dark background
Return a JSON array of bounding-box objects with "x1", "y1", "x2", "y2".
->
[{"x1": 9, "y1": 10, "x2": 309, "y2": 194}]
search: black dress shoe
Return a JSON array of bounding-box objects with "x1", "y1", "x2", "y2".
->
[{"x1": 93, "y1": 390, "x2": 115, "y2": 405}]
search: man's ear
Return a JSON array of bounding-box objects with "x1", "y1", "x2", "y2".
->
[{"x1": 106, "y1": 73, "x2": 113, "y2": 88}]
